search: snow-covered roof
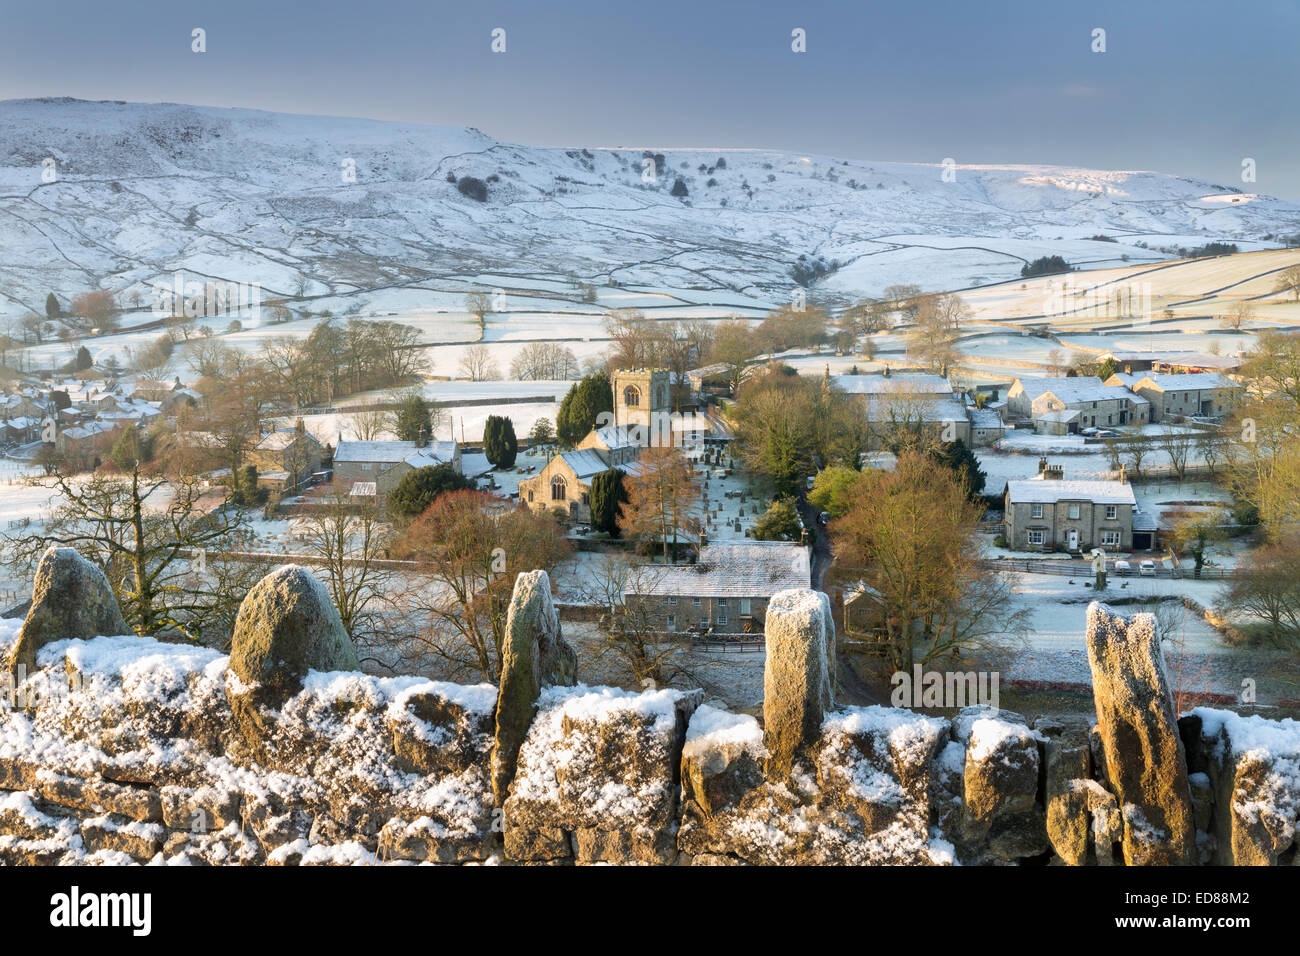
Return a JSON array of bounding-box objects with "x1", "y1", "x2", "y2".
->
[
  {"x1": 624, "y1": 542, "x2": 811, "y2": 598},
  {"x1": 1132, "y1": 510, "x2": 1158, "y2": 531},
  {"x1": 833, "y1": 373, "x2": 952, "y2": 396},
  {"x1": 864, "y1": 396, "x2": 970, "y2": 424},
  {"x1": 970, "y1": 408, "x2": 1004, "y2": 429},
  {"x1": 1017, "y1": 376, "x2": 1127, "y2": 405},
  {"x1": 557, "y1": 449, "x2": 610, "y2": 479},
  {"x1": 1035, "y1": 408, "x2": 1080, "y2": 423},
  {"x1": 1133, "y1": 372, "x2": 1237, "y2": 391},
  {"x1": 335, "y1": 439, "x2": 458, "y2": 467},
  {"x1": 256, "y1": 429, "x2": 317, "y2": 451},
  {"x1": 584, "y1": 425, "x2": 641, "y2": 451},
  {"x1": 1006, "y1": 478, "x2": 1137, "y2": 505},
  {"x1": 61, "y1": 421, "x2": 117, "y2": 441}
]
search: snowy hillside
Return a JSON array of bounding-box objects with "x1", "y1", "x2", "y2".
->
[{"x1": 2, "y1": 97, "x2": 1299, "y2": 323}]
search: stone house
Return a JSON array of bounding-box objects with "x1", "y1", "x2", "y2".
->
[
  {"x1": 622, "y1": 541, "x2": 811, "y2": 635},
  {"x1": 333, "y1": 438, "x2": 461, "y2": 500},
  {"x1": 248, "y1": 421, "x2": 323, "y2": 489},
  {"x1": 1104, "y1": 372, "x2": 1241, "y2": 422},
  {"x1": 1007, "y1": 376, "x2": 1149, "y2": 429},
  {"x1": 1003, "y1": 477, "x2": 1137, "y2": 553}
]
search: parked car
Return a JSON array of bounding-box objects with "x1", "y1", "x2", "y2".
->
[
  {"x1": 1113, "y1": 559, "x2": 1132, "y2": 575},
  {"x1": 1139, "y1": 560, "x2": 1157, "y2": 577},
  {"x1": 819, "y1": 511, "x2": 830, "y2": 525}
]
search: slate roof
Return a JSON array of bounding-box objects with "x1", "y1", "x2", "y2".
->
[
  {"x1": 1133, "y1": 373, "x2": 1237, "y2": 391},
  {"x1": 334, "y1": 439, "x2": 458, "y2": 467},
  {"x1": 832, "y1": 373, "x2": 952, "y2": 396},
  {"x1": 557, "y1": 449, "x2": 610, "y2": 479},
  {"x1": 1006, "y1": 478, "x2": 1137, "y2": 505},
  {"x1": 1016, "y1": 376, "x2": 1126, "y2": 404},
  {"x1": 624, "y1": 542, "x2": 811, "y2": 598}
]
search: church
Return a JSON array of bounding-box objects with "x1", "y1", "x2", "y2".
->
[{"x1": 517, "y1": 369, "x2": 671, "y2": 523}]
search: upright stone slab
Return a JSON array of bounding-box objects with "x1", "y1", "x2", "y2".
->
[
  {"x1": 763, "y1": 588, "x2": 829, "y2": 780},
  {"x1": 227, "y1": 565, "x2": 359, "y2": 748},
  {"x1": 5, "y1": 547, "x2": 129, "y2": 681},
  {"x1": 817, "y1": 589, "x2": 837, "y2": 711},
  {"x1": 1085, "y1": 602, "x2": 1195, "y2": 865},
  {"x1": 491, "y1": 570, "x2": 576, "y2": 803}
]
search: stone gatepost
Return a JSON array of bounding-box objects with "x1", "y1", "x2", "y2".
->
[
  {"x1": 491, "y1": 570, "x2": 577, "y2": 803},
  {"x1": 763, "y1": 588, "x2": 833, "y2": 780},
  {"x1": 1085, "y1": 602, "x2": 1196, "y2": 865}
]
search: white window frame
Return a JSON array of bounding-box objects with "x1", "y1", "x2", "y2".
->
[
  {"x1": 1068, "y1": 504, "x2": 1081, "y2": 520},
  {"x1": 1030, "y1": 504, "x2": 1043, "y2": 519},
  {"x1": 1105, "y1": 505, "x2": 1117, "y2": 520},
  {"x1": 1027, "y1": 529, "x2": 1045, "y2": 546},
  {"x1": 1101, "y1": 530, "x2": 1121, "y2": 548}
]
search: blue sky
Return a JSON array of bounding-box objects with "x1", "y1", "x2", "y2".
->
[{"x1": 3, "y1": 0, "x2": 1298, "y2": 196}]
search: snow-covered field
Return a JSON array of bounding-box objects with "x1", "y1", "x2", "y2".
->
[{"x1": 5, "y1": 98, "x2": 1300, "y2": 330}]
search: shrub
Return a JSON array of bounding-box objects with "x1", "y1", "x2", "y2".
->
[
  {"x1": 388, "y1": 464, "x2": 474, "y2": 521},
  {"x1": 457, "y1": 176, "x2": 488, "y2": 201}
]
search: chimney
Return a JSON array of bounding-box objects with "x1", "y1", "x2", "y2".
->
[
  {"x1": 1037, "y1": 456, "x2": 1047, "y2": 475},
  {"x1": 1119, "y1": 463, "x2": 1127, "y2": 484},
  {"x1": 1043, "y1": 463, "x2": 1064, "y2": 481}
]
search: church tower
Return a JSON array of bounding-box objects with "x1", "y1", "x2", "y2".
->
[{"x1": 612, "y1": 368, "x2": 671, "y2": 433}]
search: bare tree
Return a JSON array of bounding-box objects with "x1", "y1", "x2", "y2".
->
[
  {"x1": 1275, "y1": 264, "x2": 1300, "y2": 302},
  {"x1": 465, "y1": 291, "x2": 493, "y2": 330},
  {"x1": 906, "y1": 292, "x2": 968, "y2": 373},
  {"x1": 458, "y1": 344, "x2": 500, "y2": 381},
  {"x1": 509, "y1": 342, "x2": 579, "y2": 381},
  {"x1": 1157, "y1": 426, "x2": 1196, "y2": 482},
  {"x1": 350, "y1": 407, "x2": 392, "y2": 441},
  {"x1": 7, "y1": 462, "x2": 255, "y2": 641},
  {"x1": 580, "y1": 554, "x2": 687, "y2": 686},
  {"x1": 299, "y1": 486, "x2": 395, "y2": 652},
  {"x1": 1220, "y1": 301, "x2": 1251, "y2": 332}
]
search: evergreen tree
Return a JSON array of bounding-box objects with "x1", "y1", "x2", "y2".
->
[
  {"x1": 528, "y1": 418, "x2": 555, "y2": 447},
  {"x1": 589, "y1": 467, "x2": 627, "y2": 536},
  {"x1": 394, "y1": 394, "x2": 432, "y2": 442},
  {"x1": 74, "y1": 345, "x2": 93, "y2": 371},
  {"x1": 387, "y1": 464, "x2": 474, "y2": 521},
  {"x1": 483, "y1": 415, "x2": 518, "y2": 468},
  {"x1": 109, "y1": 424, "x2": 153, "y2": 472},
  {"x1": 928, "y1": 439, "x2": 987, "y2": 499},
  {"x1": 45, "y1": 292, "x2": 60, "y2": 320},
  {"x1": 751, "y1": 497, "x2": 802, "y2": 541},
  {"x1": 556, "y1": 371, "x2": 612, "y2": 446}
]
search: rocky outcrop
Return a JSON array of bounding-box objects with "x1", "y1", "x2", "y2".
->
[
  {"x1": 1085, "y1": 602, "x2": 1196, "y2": 865},
  {"x1": 4, "y1": 547, "x2": 128, "y2": 681},
  {"x1": 490, "y1": 570, "x2": 577, "y2": 804},
  {"x1": 763, "y1": 588, "x2": 832, "y2": 780}
]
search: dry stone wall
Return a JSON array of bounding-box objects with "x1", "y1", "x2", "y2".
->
[{"x1": 1, "y1": 548, "x2": 1298, "y2": 866}]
